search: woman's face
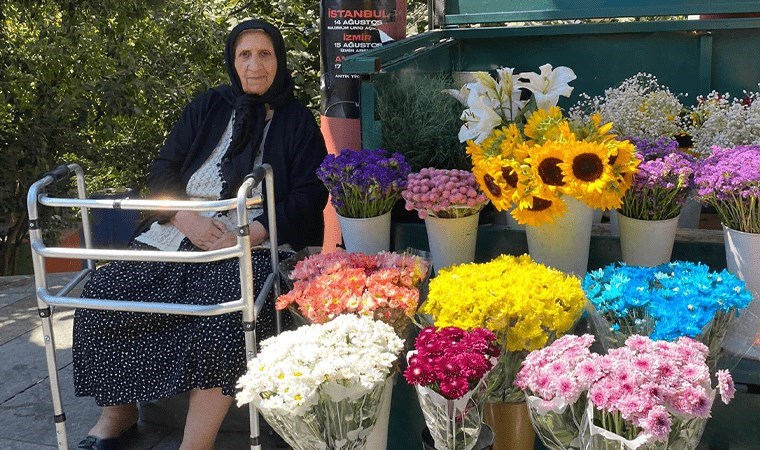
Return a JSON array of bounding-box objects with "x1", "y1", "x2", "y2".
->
[{"x1": 234, "y1": 30, "x2": 277, "y2": 95}]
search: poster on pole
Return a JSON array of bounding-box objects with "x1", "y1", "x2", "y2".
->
[{"x1": 320, "y1": 0, "x2": 402, "y2": 119}]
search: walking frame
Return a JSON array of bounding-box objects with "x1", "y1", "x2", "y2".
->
[{"x1": 27, "y1": 163, "x2": 281, "y2": 450}]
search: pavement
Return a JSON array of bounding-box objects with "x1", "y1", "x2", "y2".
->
[{"x1": 0, "y1": 272, "x2": 286, "y2": 450}]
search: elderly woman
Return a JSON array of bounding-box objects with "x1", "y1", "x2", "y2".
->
[{"x1": 73, "y1": 19, "x2": 327, "y2": 450}]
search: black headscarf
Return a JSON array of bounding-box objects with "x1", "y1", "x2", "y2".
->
[{"x1": 221, "y1": 19, "x2": 295, "y2": 197}]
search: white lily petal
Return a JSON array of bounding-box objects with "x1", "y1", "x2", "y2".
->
[
  {"x1": 444, "y1": 85, "x2": 470, "y2": 106},
  {"x1": 532, "y1": 92, "x2": 561, "y2": 111},
  {"x1": 549, "y1": 66, "x2": 577, "y2": 87},
  {"x1": 519, "y1": 64, "x2": 577, "y2": 109},
  {"x1": 458, "y1": 124, "x2": 481, "y2": 143}
]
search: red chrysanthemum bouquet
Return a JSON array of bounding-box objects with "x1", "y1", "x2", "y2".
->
[{"x1": 405, "y1": 326, "x2": 501, "y2": 450}]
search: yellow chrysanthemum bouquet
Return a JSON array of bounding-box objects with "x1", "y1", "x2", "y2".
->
[
  {"x1": 449, "y1": 64, "x2": 640, "y2": 225},
  {"x1": 419, "y1": 254, "x2": 587, "y2": 402}
]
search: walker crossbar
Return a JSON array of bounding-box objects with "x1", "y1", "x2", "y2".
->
[{"x1": 26, "y1": 163, "x2": 278, "y2": 450}]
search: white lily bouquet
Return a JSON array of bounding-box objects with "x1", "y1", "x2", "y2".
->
[
  {"x1": 447, "y1": 63, "x2": 577, "y2": 144},
  {"x1": 236, "y1": 314, "x2": 404, "y2": 450}
]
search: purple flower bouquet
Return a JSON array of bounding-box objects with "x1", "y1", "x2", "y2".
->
[
  {"x1": 317, "y1": 148, "x2": 411, "y2": 218},
  {"x1": 618, "y1": 137, "x2": 695, "y2": 221},
  {"x1": 694, "y1": 145, "x2": 760, "y2": 233}
]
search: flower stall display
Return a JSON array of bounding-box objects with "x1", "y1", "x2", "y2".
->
[
  {"x1": 695, "y1": 145, "x2": 760, "y2": 359},
  {"x1": 579, "y1": 335, "x2": 735, "y2": 450},
  {"x1": 418, "y1": 254, "x2": 587, "y2": 450},
  {"x1": 582, "y1": 261, "x2": 753, "y2": 370},
  {"x1": 449, "y1": 64, "x2": 639, "y2": 275},
  {"x1": 514, "y1": 334, "x2": 596, "y2": 450},
  {"x1": 236, "y1": 314, "x2": 404, "y2": 450},
  {"x1": 401, "y1": 168, "x2": 489, "y2": 273},
  {"x1": 683, "y1": 88, "x2": 760, "y2": 155},
  {"x1": 405, "y1": 326, "x2": 501, "y2": 450},
  {"x1": 616, "y1": 137, "x2": 695, "y2": 266},
  {"x1": 275, "y1": 250, "x2": 431, "y2": 339},
  {"x1": 317, "y1": 148, "x2": 411, "y2": 254}
]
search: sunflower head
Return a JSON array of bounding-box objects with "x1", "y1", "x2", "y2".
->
[
  {"x1": 472, "y1": 157, "x2": 517, "y2": 211},
  {"x1": 511, "y1": 192, "x2": 567, "y2": 226},
  {"x1": 527, "y1": 141, "x2": 571, "y2": 197},
  {"x1": 556, "y1": 141, "x2": 616, "y2": 207},
  {"x1": 523, "y1": 106, "x2": 565, "y2": 144}
]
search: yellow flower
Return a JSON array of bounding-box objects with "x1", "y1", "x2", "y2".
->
[
  {"x1": 557, "y1": 140, "x2": 615, "y2": 201},
  {"x1": 421, "y1": 254, "x2": 586, "y2": 352},
  {"x1": 526, "y1": 141, "x2": 571, "y2": 194},
  {"x1": 523, "y1": 106, "x2": 565, "y2": 144},
  {"x1": 466, "y1": 105, "x2": 637, "y2": 224},
  {"x1": 511, "y1": 192, "x2": 567, "y2": 226},
  {"x1": 472, "y1": 156, "x2": 532, "y2": 211},
  {"x1": 467, "y1": 129, "x2": 504, "y2": 164}
]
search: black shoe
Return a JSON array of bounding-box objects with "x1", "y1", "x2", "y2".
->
[{"x1": 77, "y1": 423, "x2": 138, "y2": 450}]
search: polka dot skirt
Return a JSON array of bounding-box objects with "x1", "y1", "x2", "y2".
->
[{"x1": 72, "y1": 240, "x2": 293, "y2": 406}]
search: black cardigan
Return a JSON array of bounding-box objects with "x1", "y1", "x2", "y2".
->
[{"x1": 145, "y1": 85, "x2": 328, "y2": 250}]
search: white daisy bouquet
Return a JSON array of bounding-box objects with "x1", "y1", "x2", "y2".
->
[{"x1": 236, "y1": 314, "x2": 404, "y2": 450}]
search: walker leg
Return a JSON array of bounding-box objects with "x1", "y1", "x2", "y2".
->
[
  {"x1": 38, "y1": 307, "x2": 69, "y2": 450},
  {"x1": 243, "y1": 327, "x2": 262, "y2": 450}
]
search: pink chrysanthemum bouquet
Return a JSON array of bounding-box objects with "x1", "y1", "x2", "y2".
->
[{"x1": 516, "y1": 334, "x2": 735, "y2": 450}]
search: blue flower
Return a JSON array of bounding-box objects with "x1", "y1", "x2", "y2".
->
[{"x1": 583, "y1": 261, "x2": 753, "y2": 342}]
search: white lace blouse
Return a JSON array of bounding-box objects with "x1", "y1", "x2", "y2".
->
[{"x1": 135, "y1": 113, "x2": 278, "y2": 251}]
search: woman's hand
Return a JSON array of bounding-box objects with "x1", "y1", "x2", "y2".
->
[
  {"x1": 207, "y1": 221, "x2": 269, "y2": 250},
  {"x1": 170, "y1": 210, "x2": 227, "y2": 250}
]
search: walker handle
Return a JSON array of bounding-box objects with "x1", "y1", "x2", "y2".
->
[
  {"x1": 245, "y1": 166, "x2": 267, "y2": 187},
  {"x1": 44, "y1": 165, "x2": 74, "y2": 183}
]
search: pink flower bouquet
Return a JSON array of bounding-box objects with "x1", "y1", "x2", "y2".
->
[
  {"x1": 275, "y1": 250, "x2": 430, "y2": 338},
  {"x1": 514, "y1": 334, "x2": 597, "y2": 450},
  {"x1": 401, "y1": 168, "x2": 489, "y2": 219},
  {"x1": 518, "y1": 334, "x2": 736, "y2": 450},
  {"x1": 405, "y1": 326, "x2": 500, "y2": 450}
]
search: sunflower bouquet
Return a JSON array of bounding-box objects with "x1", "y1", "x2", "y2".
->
[
  {"x1": 419, "y1": 254, "x2": 587, "y2": 402},
  {"x1": 450, "y1": 64, "x2": 640, "y2": 226}
]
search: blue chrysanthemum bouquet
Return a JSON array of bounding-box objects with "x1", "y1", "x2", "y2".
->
[{"x1": 583, "y1": 261, "x2": 753, "y2": 369}]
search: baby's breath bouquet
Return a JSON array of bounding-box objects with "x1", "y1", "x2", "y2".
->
[
  {"x1": 571, "y1": 72, "x2": 685, "y2": 141},
  {"x1": 450, "y1": 64, "x2": 639, "y2": 225},
  {"x1": 683, "y1": 88, "x2": 760, "y2": 155},
  {"x1": 419, "y1": 254, "x2": 587, "y2": 402},
  {"x1": 236, "y1": 314, "x2": 403, "y2": 450}
]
